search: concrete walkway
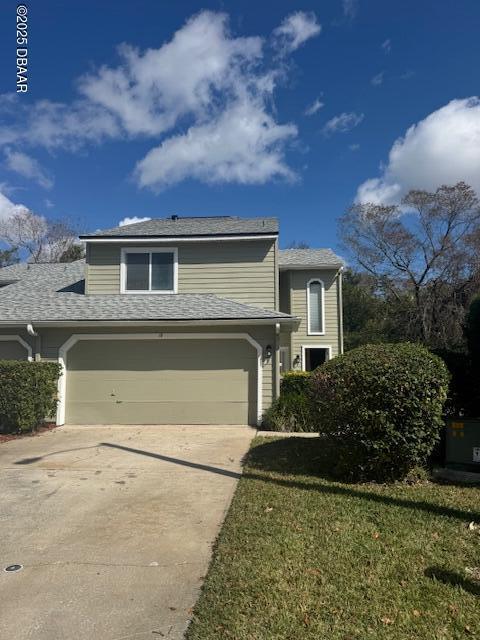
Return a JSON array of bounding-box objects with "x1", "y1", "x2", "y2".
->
[{"x1": 0, "y1": 424, "x2": 255, "y2": 640}]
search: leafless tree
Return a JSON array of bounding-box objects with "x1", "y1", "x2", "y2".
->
[
  {"x1": 339, "y1": 182, "x2": 480, "y2": 348},
  {"x1": 0, "y1": 247, "x2": 19, "y2": 268},
  {"x1": 0, "y1": 210, "x2": 79, "y2": 263},
  {"x1": 285, "y1": 240, "x2": 310, "y2": 249}
]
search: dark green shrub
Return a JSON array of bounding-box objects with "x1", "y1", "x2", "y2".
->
[
  {"x1": 434, "y1": 349, "x2": 475, "y2": 417},
  {"x1": 465, "y1": 295, "x2": 480, "y2": 366},
  {"x1": 280, "y1": 371, "x2": 312, "y2": 395},
  {"x1": 0, "y1": 361, "x2": 61, "y2": 433},
  {"x1": 263, "y1": 371, "x2": 317, "y2": 432},
  {"x1": 311, "y1": 343, "x2": 450, "y2": 481},
  {"x1": 262, "y1": 391, "x2": 315, "y2": 432}
]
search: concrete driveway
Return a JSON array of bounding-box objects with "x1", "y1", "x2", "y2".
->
[{"x1": 0, "y1": 424, "x2": 254, "y2": 640}]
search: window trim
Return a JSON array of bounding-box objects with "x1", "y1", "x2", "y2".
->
[
  {"x1": 306, "y1": 278, "x2": 325, "y2": 335},
  {"x1": 120, "y1": 247, "x2": 178, "y2": 294},
  {"x1": 279, "y1": 346, "x2": 290, "y2": 374},
  {"x1": 301, "y1": 345, "x2": 332, "y2": 371}
]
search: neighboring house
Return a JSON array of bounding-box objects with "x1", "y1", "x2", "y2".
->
[{"x1": 0, "y1": 216, "x2": 343, "y2": 426}]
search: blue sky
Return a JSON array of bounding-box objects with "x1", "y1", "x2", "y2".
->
[{"x1": 1, "y1": 0, "x2": 479, "y2": 252}]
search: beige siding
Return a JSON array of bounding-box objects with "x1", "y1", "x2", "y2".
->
[
  {"x1": 0, "y1": 326, "x2": 274, "y2": 410},
  {"x1": 86, "y1": 239, "x2": 276, "y2": 309},
  {"x1": 281, "y1": 268, "x2": 341, "y2": 369},
  {"x1": 38, "y1": 324, "x2": 275, "y2": 417},
  {"x1": 0, "y1": 338, "x2": 30, "y2": 360},
  {"x1": 278, "y1": 271, "x2": 291, "y2": 348}
]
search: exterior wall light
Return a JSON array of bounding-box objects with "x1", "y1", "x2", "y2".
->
[{"x1": 265, "y1": 345, "x2": 272, "y2": 358}]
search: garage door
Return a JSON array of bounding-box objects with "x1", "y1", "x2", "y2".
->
[
  {"x1": 65, "y1": 338, "x2": 257, "y2": 425},
  {"x1": 0, "y1": 339, "x2": 29, "y2": 360}
]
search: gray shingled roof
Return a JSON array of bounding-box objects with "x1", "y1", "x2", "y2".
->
[
  {"x1": 81, "y1": 216, "x2": 278, "y2": 238},
  {"x1": 0, "y1": 261, "x2": 293, "y2": 324},
  {"x1": 278, "y1": 248, "x2": 344, "y2": 268},
  {"x1": 0, "y1": 262, "x2": 29, "y2": 281}
]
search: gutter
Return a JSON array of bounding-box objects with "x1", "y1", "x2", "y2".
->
[
  {"x1": 337, "y1": 268, "x2": 344, "y2": 354},
  {"x1": 80, "y1": 234, "x2": 278, "y2": 243},
  {"x1": 26, "y1": 323, "x2": 38, "y2": 337},
  {"x1": 0, "y1": 317, "x2": 300, "y2": 329}
]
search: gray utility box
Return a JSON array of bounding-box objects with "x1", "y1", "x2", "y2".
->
[{"x1": 445, "y1": 419, "x2": 480, "y2": 470}]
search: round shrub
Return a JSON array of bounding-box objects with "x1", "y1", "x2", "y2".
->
[{"x1": 311, "y1": 343, "x2": 450, "y2": 481}]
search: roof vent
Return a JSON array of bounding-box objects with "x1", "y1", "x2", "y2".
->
[{"x1": 171, "y1": 214, "x2": 179, "y2": 221}]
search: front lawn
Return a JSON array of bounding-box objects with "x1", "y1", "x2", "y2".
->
[{"x1": 187, "y1": 437, "x2": 480, "y2": 639}]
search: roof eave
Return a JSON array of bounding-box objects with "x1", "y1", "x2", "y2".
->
[
  {"x1": 279, "y1": 263, "x2": 344, "y2": 271},
  {"x1": 0, "y1": 316, "x2": 298, "y2": 328},
  {"x1": 80, "y1": 232, "x2": 278, "y2": 242}
]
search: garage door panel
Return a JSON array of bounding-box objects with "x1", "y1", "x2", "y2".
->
[
  {"x1": 66, "y1": 338, "x2": 257, "y2": 425},
  {"x1": 67, "y1": 400, "x2": 249, "y2": 425},
  {"x1": 68, "y1": 340, "x2": 254, "y2": 371},
  {"x1": 69, "y1": 370, "x2": 250, "y2": 402}
]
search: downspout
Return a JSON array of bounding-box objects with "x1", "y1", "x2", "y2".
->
[
  {"x1": 26, "y1": 323, "x2": 41, "y2": 362},
  {"x1": 274, "y1": 322, "x2": 281, "y2": 399},
  {"x1": 337, "y1": 268, "x2": 344, "y2": 354}
]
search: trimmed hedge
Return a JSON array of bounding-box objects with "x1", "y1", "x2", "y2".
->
[
  {"x1": 311, "y1": 343, "x2": 450, "y2": 481},
  {"x1": 0, "y1": 361, "x2": 61, "y2": 433},
  {"x1": 263, "y1": 371, "x2": 316, "y2": 432},
  {"x1": 280, "y1": 371, "x2": 312, "y2": 395}
]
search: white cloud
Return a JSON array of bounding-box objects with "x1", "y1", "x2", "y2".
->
[
  {"x1": 342, "y1": 0, "x2": 358, "y2": 20},
  {"x1": 0, "y1": 96, "x2": 119, "y2": 151},
  {"x1": 79, "y1": 12, "x2": 263, "y2": 137},
  {"x1": 322, "y1": 111, "x2": 364, "y2": 135},
  {"x1": 381, "y1": 39, "x2": 391, "y2": 53},
  {"x1": 349, "y1": 143, "x2": 360, "y2": 151},
  {"x1": 273, "y1": 11, "x2": 321, "y2": 53},
  {"x1": 0, "y1": 11, "x2": 317, "y2": 191},
  {"x1": 371, "y1": 72, "x2": 384, "y2": 86},
  {"x1": 135, "y1": 100, "x2": 297, "y2": 190},
  {"x1": 0, "y1": 190, "x2": 29, "y2": 221},
  {"x1": 119, "y1": 216, "x2": 151, "y2": 227},
  {"x1": 4, "y1": 148, "x2": 53, "y2": 189},
  {"x1": 304, "y1": 98, "x2": 324, "y2": 116},
  {"x1": 356, "y1": 97, "x2": 480, "y2": 204},
  {"x1": 44, "y1": 198, "x2": 54, "y2": 208}
]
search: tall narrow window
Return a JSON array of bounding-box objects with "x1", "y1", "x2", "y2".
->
[{"x1": 307, "y1": 279, "x2": 324, "y2": 334}]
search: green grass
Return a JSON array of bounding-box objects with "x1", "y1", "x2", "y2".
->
[{"x1": 187, "y1": 437, "x2": 480, "y2": 640}]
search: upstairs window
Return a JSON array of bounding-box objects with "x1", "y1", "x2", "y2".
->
[
  {"x1": 121, "y1": 248, "x2": 177, "y2": 293},
  {"x1": 307, "y1": 279, "x2": 324, "y2": 334}
]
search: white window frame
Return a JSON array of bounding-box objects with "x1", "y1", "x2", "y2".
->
[
  {"x1": 120, "y1": 247, "x2": 178, "y2": 294},
  {"x1": 306, "y1": 278, "x2": 325, "y2": 335},
  {"x1": 279, "y1": 346, "x2": 290, "y2": 374},
  {"x1": 301, "y1": 345, "x2": 332, "y2": 371}
]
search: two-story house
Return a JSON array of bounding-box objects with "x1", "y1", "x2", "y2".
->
[{"x1": 0, "y1": 216, "x2": 343, "y2": 426}]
